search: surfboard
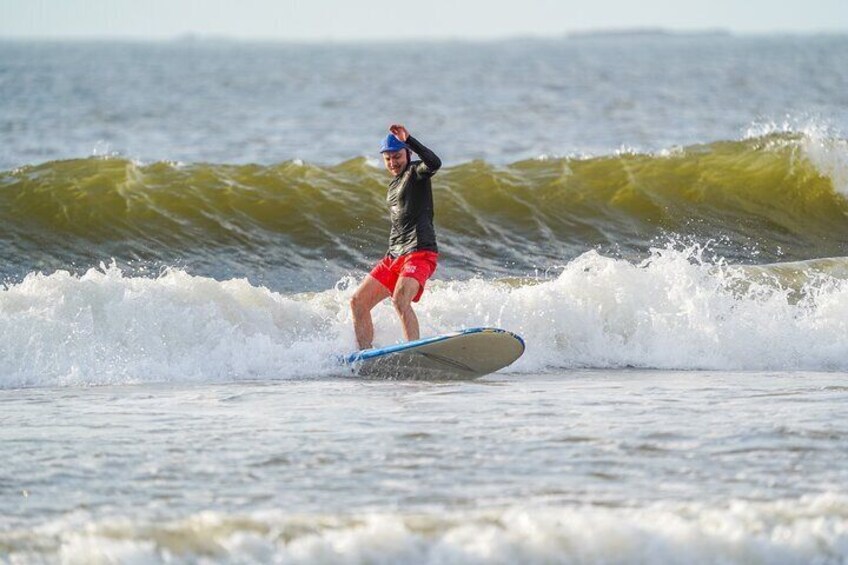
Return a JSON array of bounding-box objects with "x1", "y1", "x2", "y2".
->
[{"x1": 342, "y1": 327, "x2": 525, "y2": 380}]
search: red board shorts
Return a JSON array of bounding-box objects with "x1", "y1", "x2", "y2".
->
[{"x1": 369, "y1": 251, "x2": 439, "y2": 303}]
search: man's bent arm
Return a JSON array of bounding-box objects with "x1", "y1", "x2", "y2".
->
[{"x1": 406, "y1": 136, "x2": 442, "y2": 176}]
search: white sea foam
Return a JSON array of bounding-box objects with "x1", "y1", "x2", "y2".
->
[
  {"x1": 0, "y1": 264, "x2": 348, "y2": 388},
  {"x1": 2, "y1": 248, "x2": 848, "y2": 388},
  {"x1": 744, "y1": 118, "x2": 848, "y2": 196},
  {"x1": 802, "y1": 136, "x2": 848, "y2": 197},
  {"x1": 4, "y1": 493, "x2": 847, "y2": 564},
  {"x1": 425, "y1": 249, "x2": 848, "y2": 372}
]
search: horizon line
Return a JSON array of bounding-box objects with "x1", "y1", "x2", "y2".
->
[{"x1": 1, "y1": 27, "x2": 846, "y2": 44}]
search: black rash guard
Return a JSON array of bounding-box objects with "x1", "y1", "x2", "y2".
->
[{"x1": 386, "y1": 136, "x2": 442, "y2": 257}]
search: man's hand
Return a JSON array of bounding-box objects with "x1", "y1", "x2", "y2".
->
[{"x1": 389, "y1": 124, "x2": 410, "y2": 142}]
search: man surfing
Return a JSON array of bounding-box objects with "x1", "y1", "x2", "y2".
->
[{"x1": 350, "y1": 124, "x2": 442, "y2": 349}]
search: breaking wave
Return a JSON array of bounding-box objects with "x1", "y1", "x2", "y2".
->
[
  {"x1": 1, "y1": 132, "x2": 847, "y2": 284},
  {"x1": 2, "y1": 245, "x2": 848, "y2": 388}
]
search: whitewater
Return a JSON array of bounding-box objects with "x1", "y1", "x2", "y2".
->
[
  {"x1": 2, "y1": 246, "x2": 848, "y2": 389},
  {"x1": 2, "y1": 34, "x2": 848, "y2": 563}
]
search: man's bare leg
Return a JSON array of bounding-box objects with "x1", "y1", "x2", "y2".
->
[
  {"x1": 392, "y1": 277, "x2": 422, "y2": 342},
  {"x1": 350, "y1": 275, "x2": 390, "y2": 349}
]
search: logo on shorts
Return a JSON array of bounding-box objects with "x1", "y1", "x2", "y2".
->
[{"x1": 405, "y1": 265, "x2": 417, "y2": 273}]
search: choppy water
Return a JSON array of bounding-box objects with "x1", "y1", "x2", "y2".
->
[
  {"x1": 2, "y1": 34, "x2": 848, "y2": 563},
  {"x1": 3, "y1": 373, "x2": 848, "y2": 563},
  {"x1": 3, "y1": 35, "x2": 848, "y2": 168}
]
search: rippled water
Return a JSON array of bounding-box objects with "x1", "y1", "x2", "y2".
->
[
  {"x1": 3, "y1": 372, "x2": 847, "y2": 562},
  {"x1": 2, "y1": 35, "x2": 847, "y2": 169}
]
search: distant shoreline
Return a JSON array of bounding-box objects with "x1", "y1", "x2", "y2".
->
[{"x1": 0, "y1": 28, "x2": 845, "y2": 45}]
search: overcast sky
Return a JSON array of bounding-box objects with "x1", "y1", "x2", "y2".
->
[{"x1": 1, "y1": 0, "x2": 846, "y2": 41}]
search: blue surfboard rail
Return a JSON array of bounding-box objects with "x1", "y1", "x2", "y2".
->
[{"x1": 343, "y1": 327, "x2": 525, "y2": 365}]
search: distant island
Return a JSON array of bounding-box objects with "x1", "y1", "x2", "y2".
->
[{"x1": 566, "y1": 28, "x2": 732, "y2": 39}]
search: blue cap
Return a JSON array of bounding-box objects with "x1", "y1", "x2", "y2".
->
[{"x1": 380, "y1": 134, "x2": 407, "y2": 153}]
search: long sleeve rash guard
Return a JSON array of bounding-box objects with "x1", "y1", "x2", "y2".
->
[{"x1": 386, "y1": 136, "x2": 442, "y2": 257}]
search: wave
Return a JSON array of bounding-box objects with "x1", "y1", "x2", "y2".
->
[
  {"x1": 3, "y1": 493, "x2": 846, "y2": 563},
  {"x1": 2, "y1": 246, "x2": 848, "y2": 388},
  {"x1": 1, "y1": 132, "x2": 848, "y2": 283}
]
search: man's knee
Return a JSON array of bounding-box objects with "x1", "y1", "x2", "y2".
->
[
  {"x1": 350, "y1": 292, "x2": 370, "y2": 315},
  {"x1": 392, "y1": 285, "x2": 417, "y2": 314},
  {"x1": 391, "y1": 290, "x2": 412, "y2": 312}
]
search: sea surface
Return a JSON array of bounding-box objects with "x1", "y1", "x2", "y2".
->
[{"x1": 1, "y1": 34, "x2": 848, "y2": 563}]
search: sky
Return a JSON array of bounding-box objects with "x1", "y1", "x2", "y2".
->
[{"x1": 1, "y1": 0, "x2": 846, "y2": 41}]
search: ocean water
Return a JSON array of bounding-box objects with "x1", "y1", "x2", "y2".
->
[{"x1": 2, "y1": 34, "x2": 848, "y2": 563}]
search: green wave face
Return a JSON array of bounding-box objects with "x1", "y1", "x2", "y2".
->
[{"x1": 1, "y1": 133, "x2": 846, "y2": 283}]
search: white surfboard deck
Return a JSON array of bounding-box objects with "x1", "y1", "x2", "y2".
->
[{"x1": 342, "y1": 327, "x2": 525, "y2": 380}]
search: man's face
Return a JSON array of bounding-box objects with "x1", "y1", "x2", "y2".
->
[{"x1": 382, "y1": 149, "x2": 408, "y2": 176}]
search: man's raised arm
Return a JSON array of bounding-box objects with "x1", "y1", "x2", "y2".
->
[{"x1": 390, "y1": 124, "x2": 442, "y2": 176}]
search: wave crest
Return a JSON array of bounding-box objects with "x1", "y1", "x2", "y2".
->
[{"x1": 1, "y1": 133, "x2": 847, "y2": 280}]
